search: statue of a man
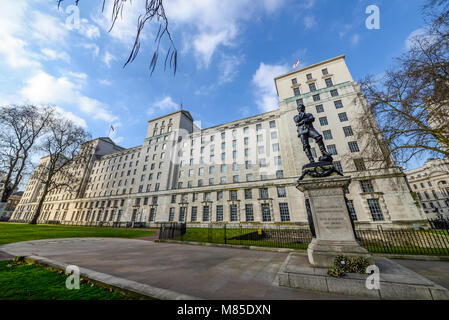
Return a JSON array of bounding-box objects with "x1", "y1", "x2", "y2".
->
[{"x1": 294, "y1": 104, "x2": 333, "y2": 163}]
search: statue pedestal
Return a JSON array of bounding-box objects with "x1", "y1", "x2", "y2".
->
[{"x1": 297, "y1": 175, "x2": 372, "y2": 268}]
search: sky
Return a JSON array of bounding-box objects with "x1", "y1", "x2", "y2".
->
[{"x1": 0, "y1": 0, "x2": 432, "y2": 170}]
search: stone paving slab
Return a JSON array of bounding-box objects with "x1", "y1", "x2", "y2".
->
[
  {"x1": 0, "y1": 238, "x2": 355, "y2": 300},
  {"x1": 279, "y1": 253, "x2": 449, "y2": 300}
]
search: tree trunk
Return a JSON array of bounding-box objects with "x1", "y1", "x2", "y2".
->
[{"x1": 29, "y1": 182, "x2": 49, "y2": 225}]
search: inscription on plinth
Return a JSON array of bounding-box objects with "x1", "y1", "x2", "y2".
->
[{"x1": 297, "y1": 176, "x2": 372, "y2": 268}]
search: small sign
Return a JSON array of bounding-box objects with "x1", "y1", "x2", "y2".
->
[{"x1": 258, "y1": 229, "x2": 262, "y2": 235}]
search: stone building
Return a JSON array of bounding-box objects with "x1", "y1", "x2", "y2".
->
[
  {"x1": 406, "y1": 158, "x2": 449, "y2": 218},
  {"x1": 11, "y1": 55, "x2": 427, "y2": 228}
]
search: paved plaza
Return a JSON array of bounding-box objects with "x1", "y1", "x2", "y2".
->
[{"x1": 1, "y1": 238, "x2": 448, "y2": 299}]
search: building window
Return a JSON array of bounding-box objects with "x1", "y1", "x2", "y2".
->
[
  {"x1": 245, "y1": 189, "x2": 252, "y2": 199},
  {"x1": 306, "y1": 73, "x2": 313, "y2": 80},
  {"x1": 259, "y1": 188, "x2": 269, "y2": 199},
  {"x1": 309, "y1": 83, "x2": 317, "y2": 92},
  {"x1": 271, "y1": 131, "x2": 278, "y2": 139},
  {"x1": 334, "y1": 100, "x2": 343, "y2": 109},
  {"x1": 360, "y1": 180, "x2": 374, "y2": 193},
  {"x1": 323, "y1": 130, "x2": 333, "y2": 140},
  {"x1": 216, "y1": 205, "x2": 223, "y2": 221},
  {"x1": 319, "y1": 117, "x2": 328, "y2": 126},
  {"x1": 246, "y1": 174, "x2": 254, "y2": 181},
  {"x1": 230, "y1": 204, "x2": 238, "y2": 222},
  {"x1": 322, "y1": 68, "x2": 328, "y2": 75},
  {"x1": 230, "y1": 190, "x2": 238, "y2": 200},
  {"x1": 368, "y1": 199, "x2": 384, "y2": 221},
  {"x1": 191, "y1": 207, "x2": 197, "y2": 222},
  {"x1": 343, "y1": 126, "x2": 354, "y2": 137},
  {"x1": 330, "y1": 89, "x2": 339, "y2": 97},
  {"x1": 327, "y1": 145, "x2": 337, "y2": 155},
  {"x1": 348, "y1": 141, "x2": 360, "y2": 153},
  {"x1": 347, "y1": 200, "x2": 357, "y2": 221},
  {"x1": 279, "y1": 203, "x2": 290, "y2": 222},
  {"x1": 269, "y1": 120, "x2": 276, "y2": 128},
  {"x1": 276, "y1": 170, "x2": 284, "y2": 178},
  {"x1": 272, "y1": 143, "x2": 280, "y2": 152},
  {"x1": 233, "y1": 175, "x2": 239, "y2": 183},
  {"x1": 291, "y1": 78, "x2": 297, "y2": 85},
  {"x1": 333, "y1": 161, "x2": 343, "y2": 173},
  {"x1": 261, "y1": 204, "x2": 271, "y2": 222},
  {"x1": 245, "y1": 204, "x2": 254, "y2": 222},
  {"x1": 313, "y1": 94, "x2": 321, "y2": 101},
  {"x1": 149, "y1": 208, "x2": 156, "y2": 222},
  {"x1": 354, "y1": 158, "x2": 366, "y2": 171},
  {"x1": 296, "y1": 99, "x2": 303, "y2": 107},
  {"x1": 169, "y1": 208, "x2": 175, "y2": 222},
  {"x1": 293, "y1": 88, "x2": 301, "y2": 96},
  {"x1": 315, "y1": 105, "x2": 324, "y2": 113},
  {"x1": 277, "y1": 186, "x2": 287, "y2": 198},
  {"x1": 325, "y1": 78, "x2": 333, "y2": 87},
  {"x1": 202, "y1": 206, "x2": 210, "y2": 222},
  {"x1": 338, "y1": 112, "x2": 348, "y2": 122},
  {"x1": 217, "y1": 191, "x2": 223, "y2": 200}
]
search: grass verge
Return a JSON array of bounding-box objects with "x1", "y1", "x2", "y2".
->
[
  {"x1": 0, "y1": 222, "x2": 156, "y2": 246},
  {"x1": 0, "y1": 259, "x2": 131, "y2": 300}
]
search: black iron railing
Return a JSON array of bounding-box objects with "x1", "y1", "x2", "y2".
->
[{"x1": 163, "y1": 222, "x2": 449, "y2": 256}]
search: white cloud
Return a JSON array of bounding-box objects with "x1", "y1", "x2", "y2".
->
[
  {"x1": 103, "y1": 51, "x2": 117, "y2": 68},
  {"x1": 99, "y1": 79, "x2": 112, "y2": 86},
  {"x1": 252, "y1": 62, "x2": 289, "y2": 112},
  {"x1": 41, "y1": 48, "x2": 70, "y2": 63},
  {"x1": 93, "y1": 0, "x2": 148, "y2": 46},
  {"x1": 81, "y1": 43, "x2": 100, "y2": 57},
  {"x1": 21, "y1": 71, "x2": 117, "y2": 123},
  {"x1": 78, "y1": 19, "x2": 101, "y2": 40},
  {"x1": 53, "y1": 106, "x2": 87, "y2": 128},
  {"x1": 30, "y1": 11, "x2": 68, "y2": 44},
  {"x1": 303, "y1": 16, "x2": 316, "y2": 30},
  {"x1": 351, "y1": 33, "x2": 360, "y2": 46},
  {"x1": 164, "y1": 0, "x2": 286, "y2": 68},
  {"x1": 218, "y1": 54, "x2": 243, "y2": 84},
  {"x1": 148, "y1": 96, "x2": 179, "y2": 116}
]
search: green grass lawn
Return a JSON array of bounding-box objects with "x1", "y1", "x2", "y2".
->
[
  {"x1": 0, "y1": 222, "x2": 156, "y2": 246},
  {"x1": 0, "y1": 260, "x2": 131, "y2": 300}
]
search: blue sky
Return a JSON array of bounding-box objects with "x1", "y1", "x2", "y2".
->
[{"x1": 0, "y1": 0, "x2": 429, "y2": 169}]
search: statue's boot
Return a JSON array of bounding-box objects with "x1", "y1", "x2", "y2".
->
[
  {"x1": 304, "y1": 148, "x2": 315, "y2": 163},
  {"x1": 317, "y1": 139, "x2": 332, "y2": 157}
]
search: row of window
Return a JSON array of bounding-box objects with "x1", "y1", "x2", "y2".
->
[
  {"x1": 170, "y1": 187, "x2": 287, "y2": 204},
  {"x1": 168, "y1": 203, "x2": 291, "y2": 223}
]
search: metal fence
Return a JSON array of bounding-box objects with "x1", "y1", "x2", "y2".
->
[
  {"x1": 159, "y1": 222, "x2": 449, "y2": 256},
  {"x1": 159, "y1": 223, "x2": 186, "y2": 240}
]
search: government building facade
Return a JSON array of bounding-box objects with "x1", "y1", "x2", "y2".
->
[{"x1": 11, "y1": 55, "x2": 427, "y2": 229}]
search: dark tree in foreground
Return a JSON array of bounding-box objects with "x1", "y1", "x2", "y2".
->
[
  {"x1": 57, "y1": 0, "x2": 177, "y2": 75},
  {"x1": 0, "y1": 105, "x2": 54, "y2": 203},
  {"x1": 357, "y1": 3, "x2": 449, "y2": 167},
  {"x1": 29, "y1": 118, "x2": 91, "y2": 224}
]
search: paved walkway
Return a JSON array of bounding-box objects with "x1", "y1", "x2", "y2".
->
[
  {"x1": 2, "y1": 238, "x2": 447, "y2": 299},
  {"x1": 0, "y1": 238, "x2": 357, "y2": 300}
]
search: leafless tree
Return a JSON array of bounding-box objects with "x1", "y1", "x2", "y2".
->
[
  {"x1": 0, "y1": 105, "x2": 54, "y2": 203},
  {"x1": 57, "y1": 0, "x2": 177, "y2": 75},
  {"x1": 29, "y1": 117, "x2": 92, "y2": 224},
  {"x1": 357, "y1": 3, "x2": 449, "y2": 167}
]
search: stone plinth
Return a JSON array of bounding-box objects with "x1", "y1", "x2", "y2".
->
[{"x1": 297, "y1": 175, "x2": 372, "y2": 268}]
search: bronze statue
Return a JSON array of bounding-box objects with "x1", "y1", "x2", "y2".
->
[{"x1": 294, "y1": 104, "x2": 333, "y2": 163}]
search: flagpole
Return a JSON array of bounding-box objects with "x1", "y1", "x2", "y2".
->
[{"x1": 108, "y1": 126, "x2": 111, "y2": 138}]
